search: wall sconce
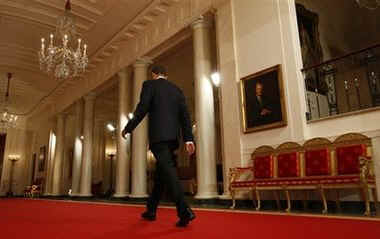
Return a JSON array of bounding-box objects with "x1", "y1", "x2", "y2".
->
[
  {"x1": 211, "y1": 72, "x2": 221, "y2": 87},
  {"x1": 106, "y1": 123, "x2": 116, "y2": 132},
  {"x1": 8, "y1": 155, "x2": 20, "y2": 161}
]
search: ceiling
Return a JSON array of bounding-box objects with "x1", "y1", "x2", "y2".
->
[{"x1": 0, "y1": 0, "x2": 156, "y2": 116}]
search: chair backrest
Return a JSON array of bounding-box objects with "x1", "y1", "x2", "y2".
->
[
  {"x1": 303, "y1": 137, "x2": 332, "y2": 177},
  {"x1": 275, "y1": 142, "x2": 302, "y2": 178},
  {"x1": 333, "y1": 133, "x2": 371, "y2": 175},
  {"x1": 251, "y1": 146, "x2": 275, "y2": 179}
]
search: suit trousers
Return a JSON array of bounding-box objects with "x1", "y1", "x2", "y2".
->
[{"x1": 147, "y1": 141, "x2": 189, "y2": 218}]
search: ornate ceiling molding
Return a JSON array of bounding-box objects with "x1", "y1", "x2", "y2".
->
[{"x1": 31, "y1": 0, "x2": 224, "y2": 120}]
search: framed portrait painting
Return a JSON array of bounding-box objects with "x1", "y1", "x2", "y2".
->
[{"x1": 240, "y1": 65, "x2": 287, "y2": 133}]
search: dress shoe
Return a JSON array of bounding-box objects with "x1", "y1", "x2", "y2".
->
[
  {"x1": 176, "y1": 209, "x2": 195, "y2": 227},
  {"x1": 141, "y1": 211, "x2": 156, "y2": 221}
]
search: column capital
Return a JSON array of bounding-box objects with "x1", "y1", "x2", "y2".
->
[
  {"x1": 133, "y1": 57, "x2": 153, "y2": 68},
  {"x1": 191, "y1": 16, "x2": 212, "y2": 30},
  {"x1": 84, "y1": 92, "x2": 96, "y2": 101}
]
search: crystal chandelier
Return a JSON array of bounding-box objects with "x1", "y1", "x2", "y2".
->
[
  {"x1": 356, "y1": 0, "x2": 380, "y2": 10},
  {"x1": 38, "y1": 0, "x2": 88, "y2": 80},
  {"x1": 0, "y1": 73, "x2": 18, "y2": 133}
]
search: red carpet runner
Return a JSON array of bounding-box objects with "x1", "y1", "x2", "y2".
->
[{"x1": 1, "y1": 199, "x2": 379, "y2": 239}]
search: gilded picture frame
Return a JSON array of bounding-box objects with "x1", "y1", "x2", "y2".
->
[{"x1": 240, "y1": 65, "x2": 287, "y2": 133}]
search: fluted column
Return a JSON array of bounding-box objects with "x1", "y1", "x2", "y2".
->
[
  {"x1": 192, "y1": 17, "x2": 218, "y2": 199},
  {"x1": 44, "y1": 129, "x2": 54, "y2": 195},
  {"x1": 51, "y1": 114, "x2": 66, "y2": 196},
  {"x1": 92, "y1": 120, "x2": 103, "y2": 184},
  {"x1": 79, "y1": 93, "x2": 96, "y2": 197},
  {"x1": 98, "y1": 122, "x2": 106, "y2": 187},
  {"x1": 114, "y1": 67, "x2": 133, "y2": 198},
  {"x1": 71, "y1": 99, "x2": 84, "y2": 196},
  {"x1": 130, "y1": 58, "x2": 151, "y2": 198}
]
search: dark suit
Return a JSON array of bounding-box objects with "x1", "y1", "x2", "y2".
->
[
  {"x1": 124, "y1": 78, "x2": 193, "y2": 218},
  {"x1": 248, "y1": 95, "x2": 277, "y2": 127}
]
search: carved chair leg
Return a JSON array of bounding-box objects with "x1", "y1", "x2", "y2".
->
[
  {"x1": 230, "y1": 189, "x2": 236, "y2": 209},
  {"x1": 252, "y1": 189, "x2": 257, "y2": 208},
  {"x1": 274, "y1": 191, "x2": 281, "y2": 210},
  {"x1": 372, "y1": 188, "x2": 379, "y2": 216},
  {"x1": 303, "y1": 191, "x2": 309, "y2": 210},
  {"x1": 285, "y1": 190, "x2": 291, "y2": 213},
  {"x1": 361, "y1": 185, "x2": 371, "y2": 216},
  {"x1": 319, "y1": 187, "x2": 328, "y2": 214},
  {"x1": 255, "y1": 190, "x2": 261, "y2": 211},
  {"x1": 335, "y1": 189, "x2": 341, "y2": 212}
]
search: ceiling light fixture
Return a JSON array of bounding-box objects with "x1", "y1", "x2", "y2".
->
[
  {"x1": 0, "y1": 73, "x2": 18, "y2": 133},
  {"x1": 38, "y1": 0, "x2": 88, "y2": 80}
]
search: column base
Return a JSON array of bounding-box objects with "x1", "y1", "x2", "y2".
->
[
  {"x1": 129, "y1": 193, "x2": 149, "y2": 198},
  {"x1": 113, "y1": 193, "x2": 129, "y2": 198},
  {"x1": 77, "y1": 193, "x2": 93, "y2": 197},
  {"x1": 218, "y1": 193, "x2": 232, "y2": 200},
  {"x1": 194, "y1": 192, "x2": 219, "y2": 199}
]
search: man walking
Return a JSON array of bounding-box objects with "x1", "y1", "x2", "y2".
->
[{"x1": 122, "y1": 65, "x2": 196, "y2": 227}]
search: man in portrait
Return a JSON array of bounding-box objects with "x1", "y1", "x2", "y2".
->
[{"x1": 247, "y1": 80, "x2": 278, "y2": 128}]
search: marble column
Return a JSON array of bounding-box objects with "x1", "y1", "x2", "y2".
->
[
  {"x1": 51, "y1": 114, "x2": 66, "y2": 196},
  {"x1": 98, "y1": 122, "x2": 106, "y2": 187},
  {"x1": 192, "y1": 17, "x2": 219, "y2": 199},
  {"x1": 79, "y1": 93, "x2": 96, "y2": 197},
  {"x1": 214, "y1": 2, "x2": 243, "y2": 199},
  {"x1": 114, "y1": 67, "x2": 133, "y2": 198},
  {"x1": 92, "y1": 120, "x2": 103, "y2": 184},
  {"x1": 71, "y1": 99, "x2": 84, "y2": 196},
  {"x1": 130, "y1": 58, "x2": 151, "y2": 198},
  {"x1": 45, "y1": 129, "x2": 57, "y2": 195}
]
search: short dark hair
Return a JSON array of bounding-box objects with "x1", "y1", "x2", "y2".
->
[{"x1": 151, "y1": 65, "x2": 167, "y2": 75}]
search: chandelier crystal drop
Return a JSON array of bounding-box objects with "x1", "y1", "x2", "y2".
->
[
  {"x1": 0, "y1": 73, "x2": 18, "y2": 133},
  {"x1": 356, "y1": 0, "x2": 380, "y2": 10},
  {"x1": 38, "y1": 0, "x2": 88, "y2": 80}
]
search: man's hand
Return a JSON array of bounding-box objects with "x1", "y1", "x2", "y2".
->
[
  {"x1": 121, "y1": 128, "x2": 128, "y2": 139},
  {"x1": 185, "y1": 142, "x2": 195, "y2": 156},
  {"x1": 260, "y1": 108, "x2": 272, "y2": 116}
]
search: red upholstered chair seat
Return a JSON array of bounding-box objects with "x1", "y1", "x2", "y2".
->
[
  {"x1": 305, "y1": 148, "x2": 330, "y2": 176},
  {"x1": 231, "y1": 181, "x2": 255, "y2": 188},
  {"x1": 336, "y1": 144, "x2": 366, "y2": 175},
  {"x1": 253, "y1": 175, "x2": 375, "y2": 187},
  {"x1": 254, "y1": 155, "x2": 273, "y2": 179},
  {"x1": 277, "y1": 152, "x2": 300, "y2": 178}
]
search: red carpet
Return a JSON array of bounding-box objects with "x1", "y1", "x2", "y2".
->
[{"x1": 1, "y1": 199, "x2": 379, "y2": 239}]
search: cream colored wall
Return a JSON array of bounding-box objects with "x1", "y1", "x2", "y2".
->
[
  {"x1": 225, "y1": 0, "x2": 380, "y2": 200},
  {"x1": 229, "y1": 0, "x2": 306, "y2": 163}
]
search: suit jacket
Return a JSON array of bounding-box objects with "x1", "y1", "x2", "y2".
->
[
  {"x1": 124, "y1": 79, "x2": 194, "y2": 148},
  {"x1": 248, "y1": 95, "x2": 276, "y2": 127}
]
